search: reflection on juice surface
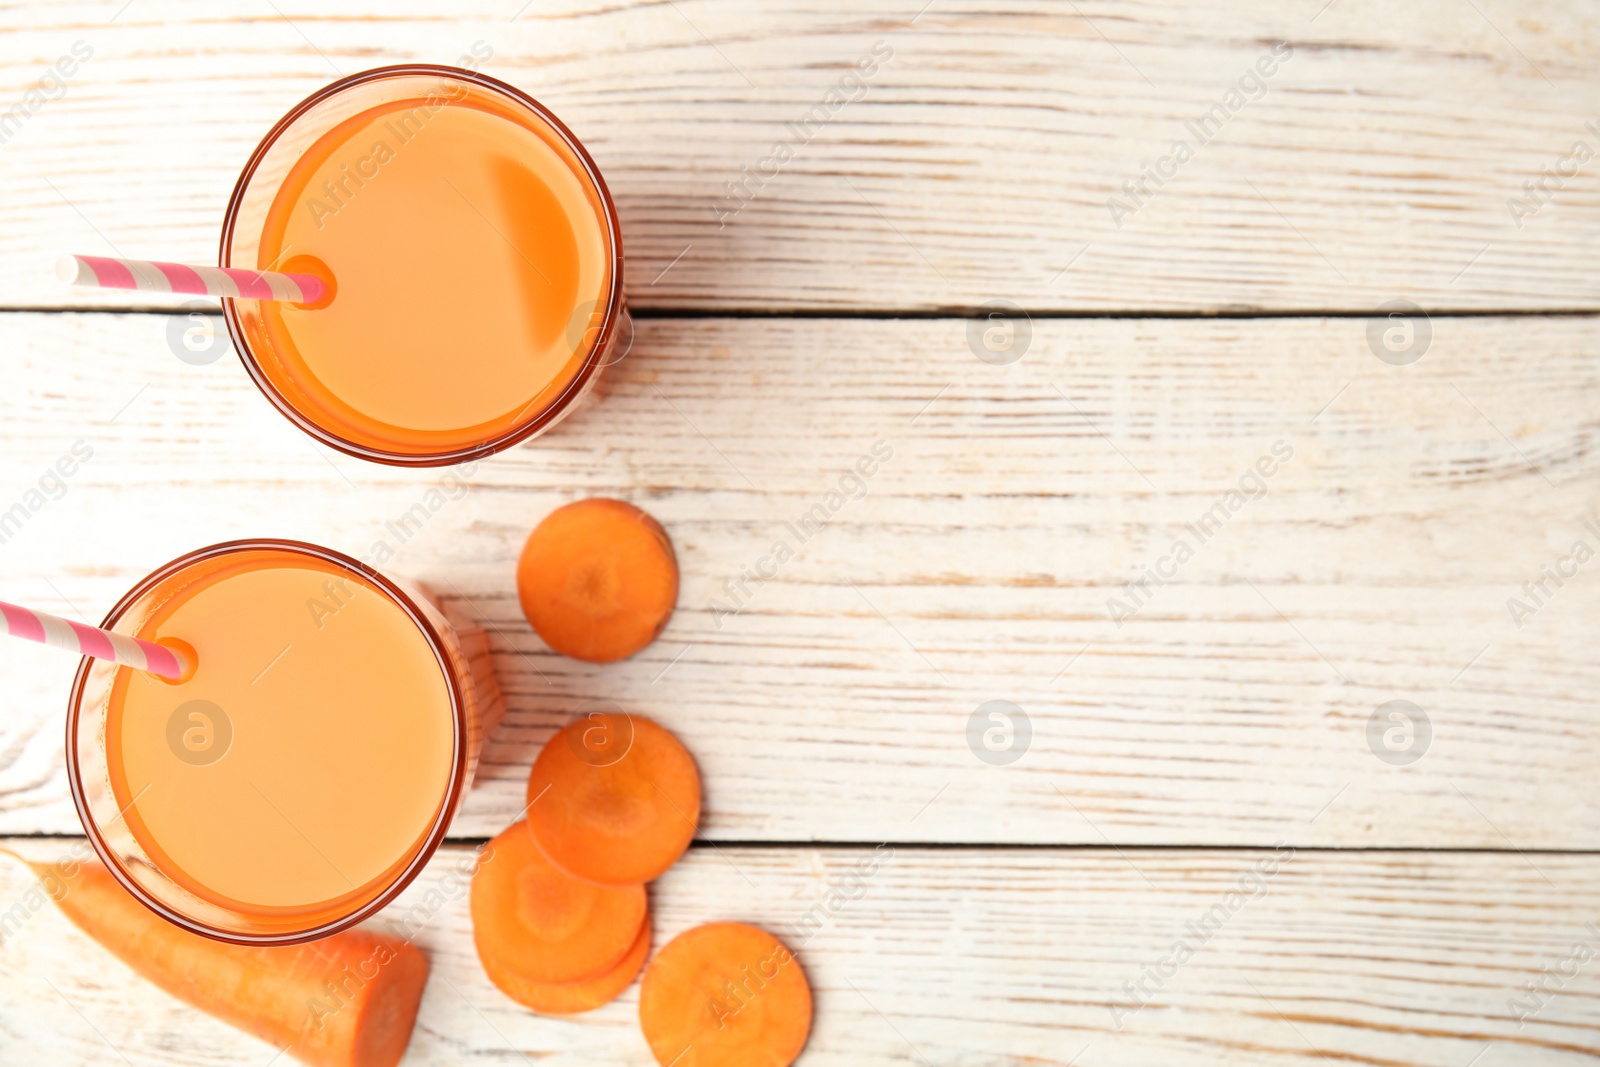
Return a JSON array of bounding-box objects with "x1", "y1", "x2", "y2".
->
[
  {"x1": 240, "y1": 85, "x2": 612, "y2": 457},
  {"x1": 105, "y1": 549, "x2": 455, "y2": 918}
]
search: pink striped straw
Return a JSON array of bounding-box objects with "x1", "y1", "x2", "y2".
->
[
  {"x1": 0, "y1": 599, "x2": 187, "y2": 680},
  {"x1": 57, "y1": 254, "x2": 328, "y2": 305}
]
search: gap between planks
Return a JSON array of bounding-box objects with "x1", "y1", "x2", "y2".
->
[
  {"x1": 9, "y1": 833, "x2": 1600, "y2": 857},
  {"x1": 3, "y1": 305, "x2": 1600, "y2": 320}
]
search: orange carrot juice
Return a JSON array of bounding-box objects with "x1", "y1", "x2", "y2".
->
[
  {"x1": 223, "y1": 66, "x2": 624, "y2": 465},
  {"x1": 69, "y1": 542, "x2": 474, "y2": 943}
]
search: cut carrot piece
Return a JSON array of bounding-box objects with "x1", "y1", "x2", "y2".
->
[
  {"x1": 526, "y1": 712, "x2": 700, "y2": 886},
  {"x1": 470, "y1": 821, "x2": 647, "y2": 986},
  {"x1": 639, "y1": 922, "x2": 812, "y2": 1067},
  {"x1": 26, "y1": 856, "x2": 426, "y2": 1067},
  {"x1": 516, "y1": 497, "x2": 679, "y2": 663},
  {"x1": 481, "y1": 906, "x2": 651, "y2": 1015}
]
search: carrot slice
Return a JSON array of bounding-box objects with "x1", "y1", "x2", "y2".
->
[
  {"x1": 526, "y1": 712, "x2": 700, "y2": 886},
  {"x1": 638, "y1": 922, "x2": 812, "y2": 1067},
  {"x1": 26, "y1": 856, "x2": 426, "y2": 1067},
  {"x1": 470, "y1": 821, "x2": 647, "y2": 986},
  {"x1": 481, "y1": 906, "x2": 651, "y2": 1015},
  {"x1": 516, "y1": 497, "x2": 679, "y2": 663}
]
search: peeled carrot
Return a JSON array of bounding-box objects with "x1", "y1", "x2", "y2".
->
[
  {"x1": 526, "y1": 712, "x2": 700, "y2": 886},
  {"x1": 27, "y1": 857, "x2": 427, "y2": 1067},
  {"x1": 516, "y1": 497, "x2": 679, "y2": 663},
  {"x1": 638, "y1": 922, "x2": 812, "y2": 1067},
  {"x1": 470, "y1": 821, "x2": 647, "y2": 986},
  {"x1": 480, "y1": 907, "x2": 651, "y2": 1015}
]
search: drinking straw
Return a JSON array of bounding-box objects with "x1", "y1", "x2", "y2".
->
[
  {"x1": 57, "y1": 254, "x2": 328, "y2": 305},
  {"x1": 0, "y1": 599, "x2": 187, "y2": 680}
]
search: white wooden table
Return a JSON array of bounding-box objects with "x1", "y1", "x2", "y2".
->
[{"x1": 1, "y1": 2, "x2": 1598, "y2": 1063}]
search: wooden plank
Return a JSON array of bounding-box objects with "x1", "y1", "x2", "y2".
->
[
  {"x1": 0, "y1": 1, "x2": 1597, "y2": 312},
  {"x1": 3, "y1": 840, "x2": 1599, "y2": 1065},
  {"x1": 0, "y1": 312, "x2": 1595, "y2": 847}
]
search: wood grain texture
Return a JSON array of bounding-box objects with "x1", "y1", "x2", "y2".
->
[
  {"x1": 2, "y1": 840, "x2": 1599, "y2": 1065},
  {"x1": 0, "y1": 312, "x2": 1595, "y2": 847},
  {"x1": 0, "y1": 1, "x2": 1596, "y2": 312}
]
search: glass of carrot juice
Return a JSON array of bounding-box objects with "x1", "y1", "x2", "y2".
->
[
  {"x1": 220, "y1": 65, "x2": 627, "y2": 467},
  {"x1": 66, "y1": 540, "x2": 493, "y2": 944}
]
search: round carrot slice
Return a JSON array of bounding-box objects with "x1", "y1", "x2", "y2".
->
[
  {"x1": 526, "y1": 711, "x2": 700, "y2": 887},
  {"x1": 470, "y1": 821, "x2": 647, "y2": 986},
  {"x1": 639, "y1": 923, "x2": 812, "y2": 1067},
  {"x1": 516, "y1": 498, "x2": 679, "y2": 663},
  {"x1": 481, "y1": 908, "x2": 651, "y2": 1015}
]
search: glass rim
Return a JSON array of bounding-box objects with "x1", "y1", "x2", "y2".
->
[
  {"x1": 218, "y1": 63, "x2": 625, "y2": 468},
  {"x1": 64, "y1": 538, "x2": 471, "y2": 946}
]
